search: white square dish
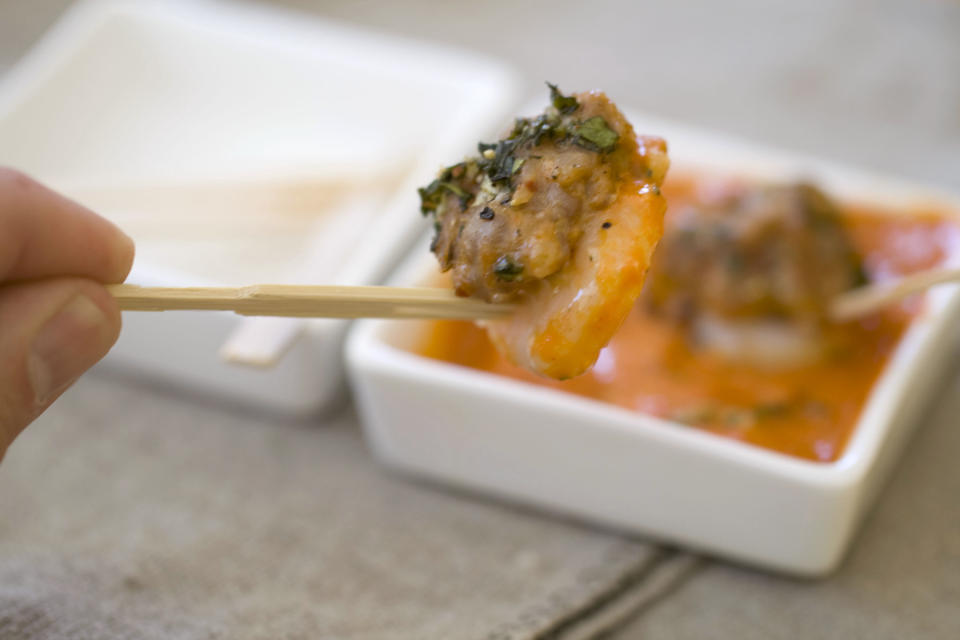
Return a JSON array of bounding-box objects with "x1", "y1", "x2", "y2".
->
[
  {"x1": 0, "y1": 0, "x2": 518, "y2": 414},
  {"x1": 346, "y1": 113, "x2": 960, "y2": 575}
]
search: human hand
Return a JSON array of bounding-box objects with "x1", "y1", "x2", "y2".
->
[{"x1": 0, "y1": 168, "x2": 134, "y2": 460}]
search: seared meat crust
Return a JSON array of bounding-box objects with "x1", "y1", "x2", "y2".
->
[{"x1": 422, "y1": 87, "x2": 667, "y2": 304}]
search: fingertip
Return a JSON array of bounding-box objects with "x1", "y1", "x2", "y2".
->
[
  {"x1": 110, "y1": 226, "x2": 136, "y2": 284},
  {"x1": 56, "y1": 192, "x2": 135, "y2": 284},
  {"x1": 0, "y1": 167, "x2": 138, "y2": 284}
]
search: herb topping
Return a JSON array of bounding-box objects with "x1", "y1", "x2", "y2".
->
[{"x1": 418, "y1": 83, "x2": 621, "y2": 223}]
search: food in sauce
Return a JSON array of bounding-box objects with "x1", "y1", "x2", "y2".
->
[
  {"x1": 416, "y1": 171, "x2": 960, "y2": 462},
  {"x1": 644, "y1": 182, "x2": 867, "y2": 366},
  {"x1": 418, "y1": 85, "x2": 668, "y2": 379}
]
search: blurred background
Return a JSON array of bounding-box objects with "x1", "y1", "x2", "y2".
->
[{"x1": 2, "y1": 0, "x2": 958, "y2": 190}]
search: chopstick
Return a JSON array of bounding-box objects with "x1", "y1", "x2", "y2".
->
[
  {"x1": 830, "y1": 267, "x2": 960, "y2": 321},
  {"x1": 107, "y1": 284, "x2": 514, "y2": 320}
]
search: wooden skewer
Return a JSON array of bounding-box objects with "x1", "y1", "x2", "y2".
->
[
  {"x1": 107, "y1": 284, "x2": 514, "y2": 320},
  {"x1": 111, "y1": 267, "x2": 959, "y2": 324},
  {"x1": 830, "y1": 267, "x2": 960, "y2": 321}
]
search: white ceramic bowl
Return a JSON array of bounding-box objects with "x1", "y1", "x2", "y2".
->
[
  {"x1": 0, "y1": 0, "x2": 518, "y2": 414},
  {"x1": 346, "y1": 114, "x2": 960, "y2": 575}
]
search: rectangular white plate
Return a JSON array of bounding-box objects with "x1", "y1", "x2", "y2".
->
[
  {"x1": 0, "y1": 0, "x2": 518, "y2": 414},
  {"x1": 346, "y1": 114, "x2": 960, "y2": 575}
]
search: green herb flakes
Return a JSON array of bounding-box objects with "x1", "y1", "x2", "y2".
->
[
  {"x1": 548, "y1": 82, "x2": 579, "y2": 114},
  {"x1": 418, "y1": 164, "x2": 471, "y2": 215},
  {"x1": 418, "y1": 83, "x2": 620, "y2": 228},
  {"x1": 573, "y1": 116, "x2": 619, "y2": 153}
]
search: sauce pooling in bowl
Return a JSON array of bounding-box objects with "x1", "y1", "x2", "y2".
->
[{"x1": 415, "y1": 172, "x2": 960, "y2": 462}]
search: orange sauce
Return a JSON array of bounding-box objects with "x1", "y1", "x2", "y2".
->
[{"x1": 415, "y1": 172, "x2": 960, "y2": 462}]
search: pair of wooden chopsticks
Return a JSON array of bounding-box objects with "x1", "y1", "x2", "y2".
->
[{"x1": 108, "y1": 266, "x2": 960, "y2": 321}]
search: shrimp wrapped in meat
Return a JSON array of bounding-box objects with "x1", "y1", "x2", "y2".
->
[
  {"x1": 644, "y1": 182, "x2": 867, "y2": 366},
  {"x1": 419, "y1": 85, "x2": 668, "y2": 379}
]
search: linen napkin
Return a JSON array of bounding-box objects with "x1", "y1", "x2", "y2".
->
[{"x1": 0, "y1": 373, "x2": 696, "y2": 639}]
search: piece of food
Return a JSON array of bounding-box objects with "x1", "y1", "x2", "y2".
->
[
  {"x1": 419, "y1": 84, "x2": 668, "y2": 379},
  {"x1": 644, "y1": 182, "x2": 867, "y2": 366}
]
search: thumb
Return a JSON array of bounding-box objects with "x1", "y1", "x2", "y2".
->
[{"x1": 0, "y1": 278, "x2": 121, "y2": 457}]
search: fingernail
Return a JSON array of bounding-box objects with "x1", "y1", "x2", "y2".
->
[{"x1": 28, "y1": 295, "x2": 110, "y2": 406}]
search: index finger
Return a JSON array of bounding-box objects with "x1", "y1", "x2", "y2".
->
[{"x1": 0, "y1": 168, "x2": 135, "y2": 283}]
